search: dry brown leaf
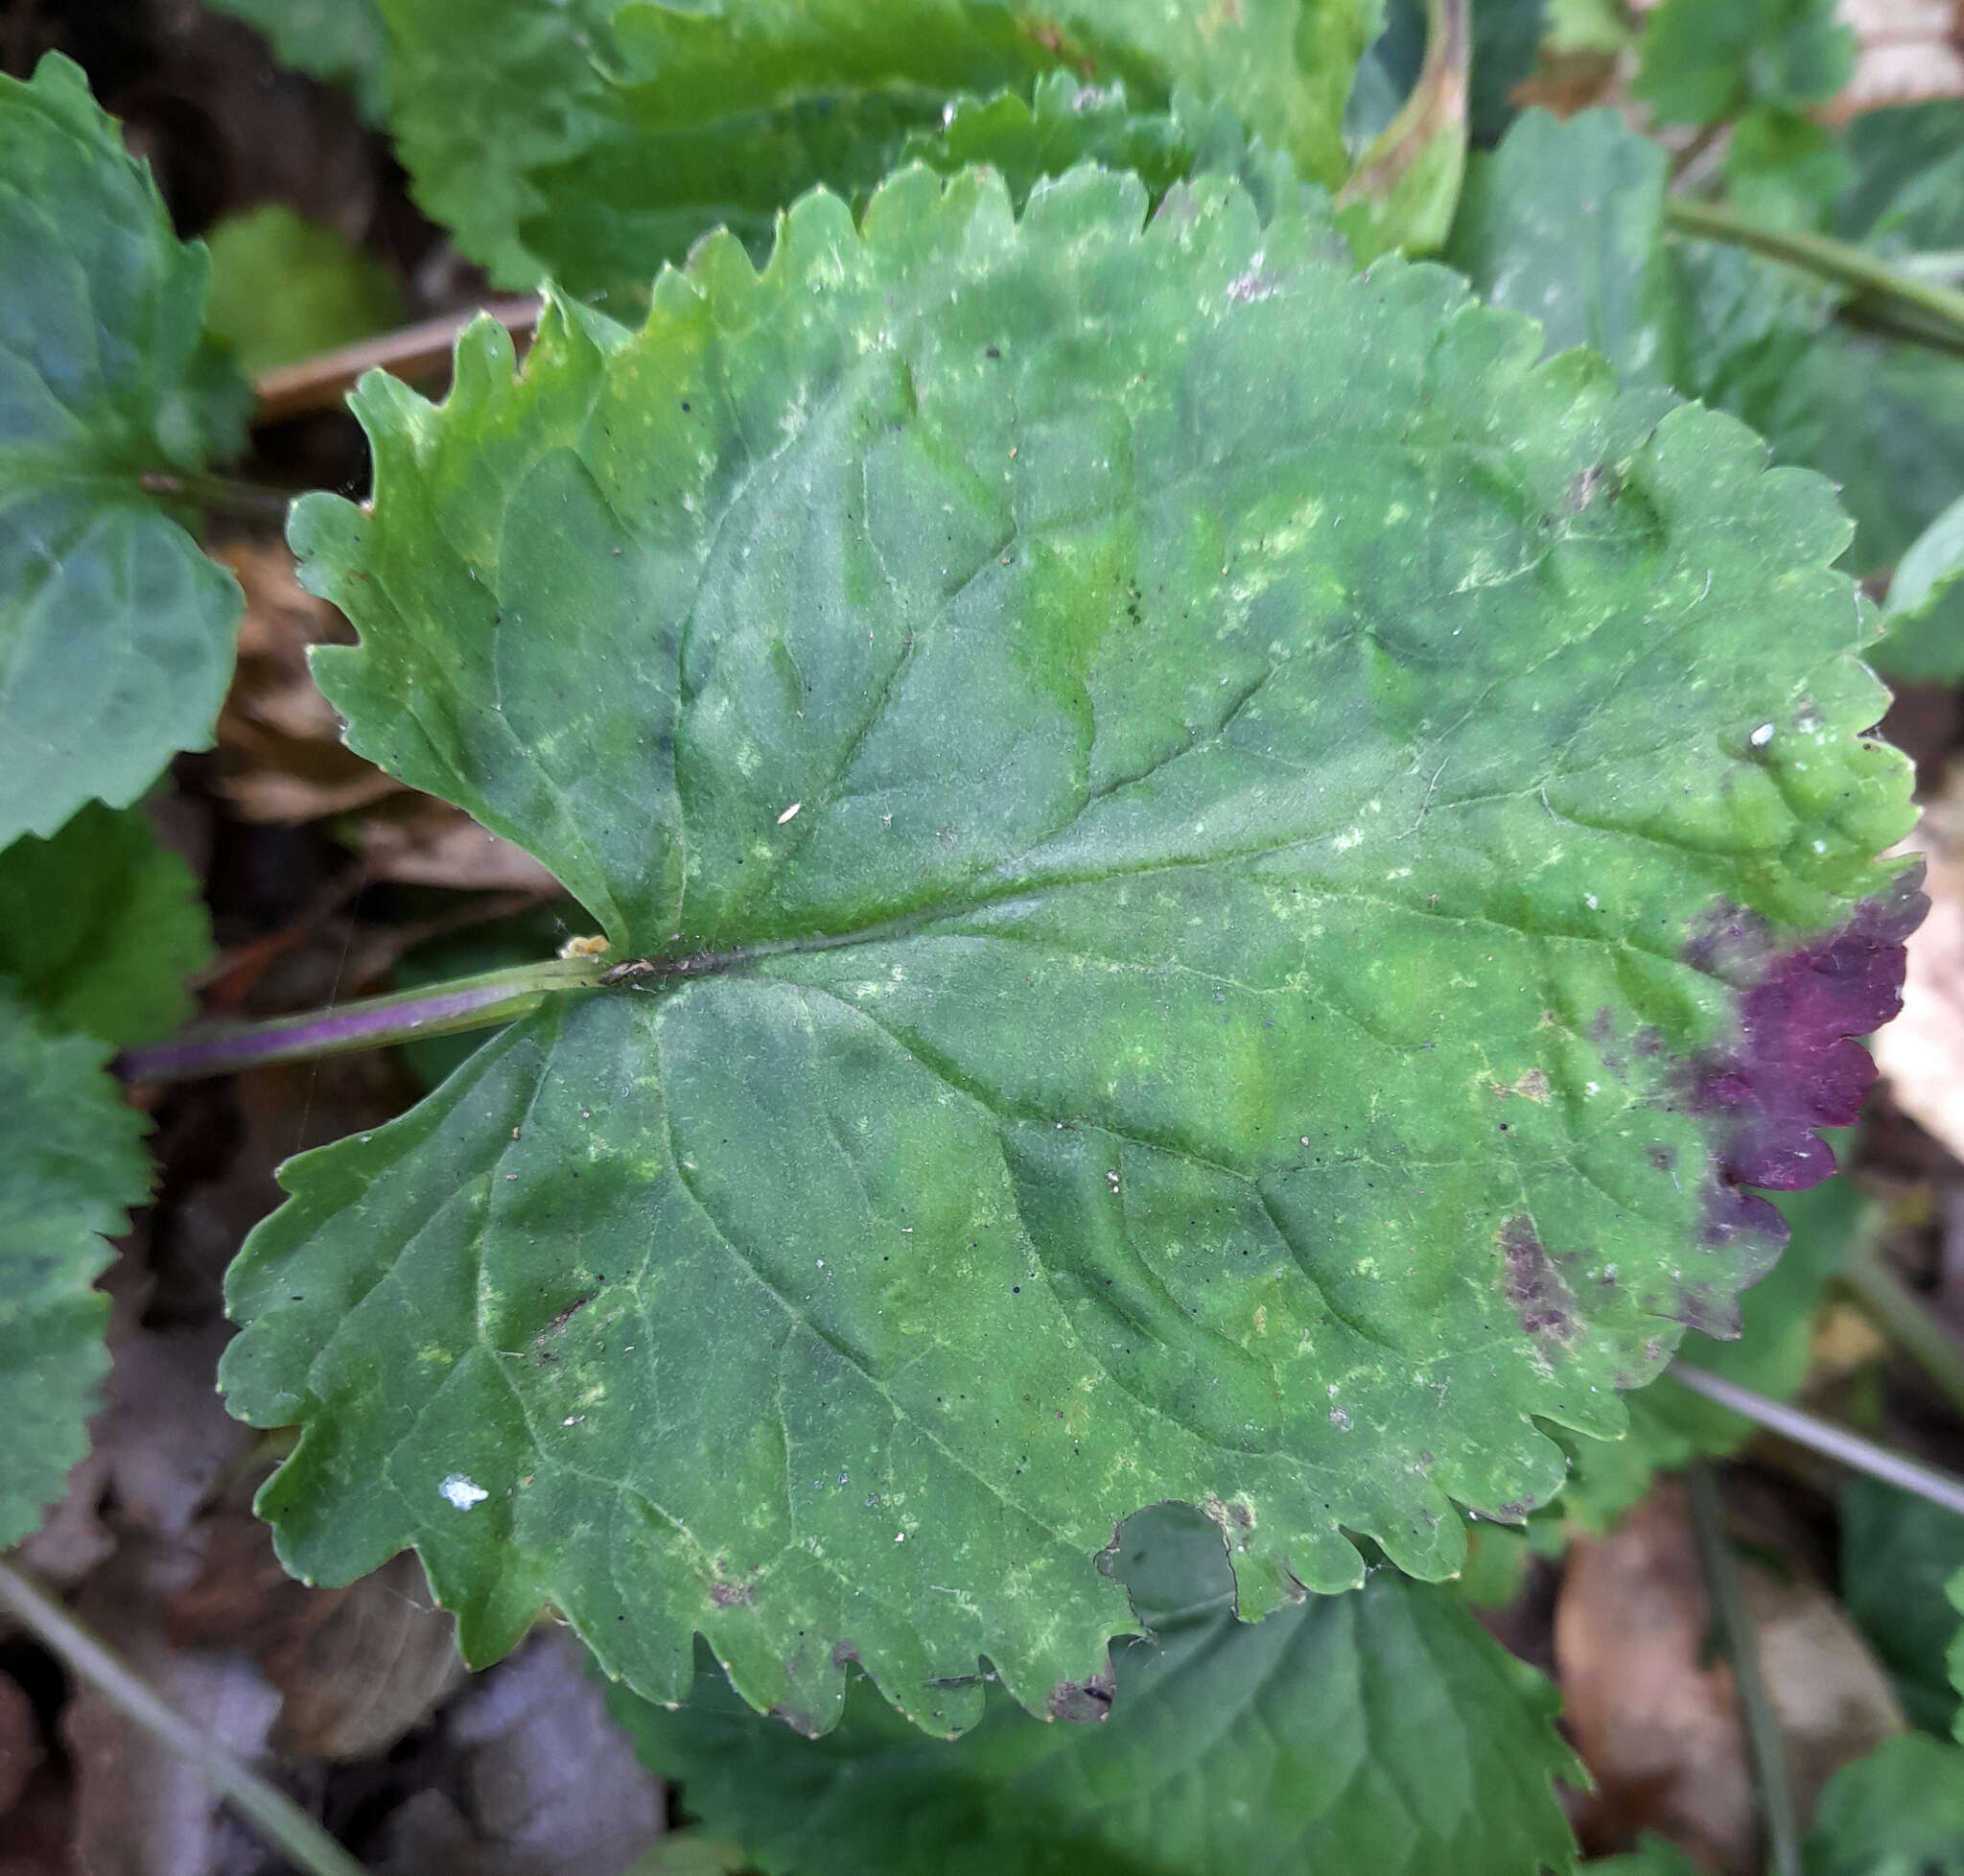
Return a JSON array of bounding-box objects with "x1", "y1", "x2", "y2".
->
[
  {"x1": 169, "y1": 1505, "x2": 463, "y2": 1762},
  {"x1": 1873, "y1": 807, "x2": 1964, "y2": 1161},
  {"x1": 1558, "y1": 1480, "x2": 1904, "y2": 1872},
  {"x1": 373, "y1": 1631, "x2": 663, "y2": 1876},
  {"x1": 63, "y1": 1540, "x2": 286, "y2": 1876},
  {"x1": 210, "y1": 543, "x2": 563, "y2": 895},
  {"x1": 0, "y1": 1673, "x2": 44, "y2": 1821},
  {"x1": 335, "y1": 791, "x2": 563, "y2": 895}
]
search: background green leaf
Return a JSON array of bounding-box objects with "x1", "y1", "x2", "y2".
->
[
  {"x1": 202, "y1": 203, "x2": 407, "y2": 378},
  {"x1": 609, "y1": 1503, "x2": 1581, "y2": 1876},
  {"x1": 1839, "y1": 1477, "x2": 1964, "y2": 1739},
  {"x1": 1874, "y1": 492, "x2": 1964, "y2": 685},
  {"x1": 373, "y1": 0, "x2": 1376, "y2": 303},
  {"x1": 0, "y1": 801, "x2": 211, "y2": 1047},
  {"x1": 225, "y1": 165, "x2": 1912, "y2": 1733},
  {"x1": 1633, "y1": 0, "x2": 1853, "y2": 129},
  {"x1": 0, "y1": 988, "x2": 151, "y2": 1550},
  {"x1": 1444, "y1": 107, "x2": 1679, "y2": 384},
  {"x1": 203, "y1": 0, "x2": 390, "y2": 122},
  {"x1": 1803, "y1": 1732, "x2": 1964, "y2": 1876},
  {"x1": 0, "y1": 53, "x2": 246, "y2": 847}
]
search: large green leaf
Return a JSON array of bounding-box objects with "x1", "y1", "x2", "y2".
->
[
  {"x1": 0, "y1": 987, "x2": 150, "y2": 1549},
  {"x1": 375, "y1": 0, "x2": 1376, "y2": 301},
  {"x1": 204, "y1": 0, "x2": 390, "y2": 121},
  {"x1": 1553, "y1": 1147, "x2": 1862, "y2": 1533},
  {"x1": 1804, "y1": 1733, "x2": 1964, "y2": 1876},
  {"x1": 0, "y1": 54, "x2": 247, "y2": 848},
  {"x1": 610, "y1": 1503, "x2": 1580, "y2": 1874},
  {"x1": 223, "y1": 165, "x2": 1915, "y2": 1733},
  {"x1": 0, "y1": 801, "x2": 211, "y2": 1047}
]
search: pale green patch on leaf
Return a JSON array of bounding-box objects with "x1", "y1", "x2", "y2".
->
[
  {"x1": 1803, "y1": 1733, "x2": 1964, "y2": 1876},
  {"x1": 609, "y1": 1504, "x2": 1581, "y2": 1875},
  {"x1": 224, "y1": 165, "x2": 1913, "y2": 1732},
  {"x1": 203, "y1": 204, "x2": 407, "y2": 378},
  {"x1": 204, "y1": 0, "x2": 390, "y2": 122},
  {"x1": 0, "y1": 801, "x2": 211, "y2": 1048},
  {"x1": 1633, "y1": 0, "x2": 1853, "y2": 129},
  {"x1": 0, "y1": 987, "x2": 150, "y2": 1549},
  {"x1": 374, "y1": 0, "x2": 1377, "y2": 301},
  {"x1": 1875, "y1": 493, "x2": 1964, "y2": 685},
  {"x1": 0, "y1": 54, "x2": 246, "y2": 847}
]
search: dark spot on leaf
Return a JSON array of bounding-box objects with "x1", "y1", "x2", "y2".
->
[
  {"x1": 1498, "y1": 1215, "x2": 1577, "y2": 1340},
  {"x1": 1047, "y1": 1671, "x2": 1114, "y2": 1724},
  {"x1": 1685, "y1": 870, "x2": 1926, "y2": 1248},
  {"x1": 1682, "y1": 902, "x2": 1777, "y2": 983},
  {"x1": 830, "y1": 1639, "x2": 859, "y2": 1670},
  {"x1": 708, "y1": 1580, "x2": 754, "y2": 1608},
  {"x1": 773, "y1": 1704, "x2": 822, "y2": 1738}
]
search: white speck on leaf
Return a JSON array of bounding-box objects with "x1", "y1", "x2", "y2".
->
[
  {"x1": 439, "y1": 1473, "x2": 488, "y2": 1510},
  {"x1": 1750, "y1": 722, "x2": 1775, "y2": 747},
  {"x1": 777, "y1": 802, "x2": 803, "y2": 824}
]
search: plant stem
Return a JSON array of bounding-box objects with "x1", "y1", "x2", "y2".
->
[
  {"x1": 1672, "y1": 1364, "x2": 1964, "y2": 1519},
  {"x1": 1837, "y1": 1231, "x2": 1964, "y2": 1422},
  {"x1": 0, "y1": 1560, "x2": 372, "y2": 1876},
  {"x1": 115, "y1": 955, "x2": 605, "y2": 1083},
  {"x1": 252, "y1": 296, "x2": 543, "y2": 425},
  {"x1": 1664, "y1": 197, "x2": 1964, "y2": 357},
  {"x1": 1686, "y1": 1463, "x2": 1803, "y2": 1876},
  {"x1": 137, "y1": 468, "x2": 295, "y2": 524}
]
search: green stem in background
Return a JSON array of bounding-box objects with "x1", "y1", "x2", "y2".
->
[
  {"x1": 1686, "y1": 1462, "x2": 1804, "y2": 1876},
  {"x1": 0, "y1": 1560, "x2": 373, "y2": 1876},
  {"x1": 115, "y1": 954, "x2": 606, "y2": 1083},
  {"x1": 137, "y1": 467, "x2": 295, "y2": 524},
  {"x1": 1664, "y1": 197, "x2": 1964, "y2": 358},
  {"x1": 1837, "y1": 1226, "x2": 1964, "y2": 1423},
  {"x1": 1673, "y1": 1365, "x2": 1964, "y2": 1519}
]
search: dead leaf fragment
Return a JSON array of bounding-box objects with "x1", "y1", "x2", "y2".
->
[
  {"x1": 373, "y1": 1631, "x2": 663, "y2": 1876},
  {"x1": 169, "y1": 1507, "x2": 463, "y2": 1762},
  {"x1": 1874, "y1": 809, "x2": 1964, "y2": 1161},
  {"x1": 0, "y1": 1673, "x2": 44, "y2": 1820},
  {"x1": 211, "y1": 543, "x2": 562, "y2": 895},
  {"x1": 1558, "y1": 1480, "x2": 1904, "y2": 1871}
]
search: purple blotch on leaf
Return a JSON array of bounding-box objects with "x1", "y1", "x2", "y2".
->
[
  {"x1": 1687, "y1": 868, "x2": 1927, "y2": 1245},
  {"x1": 1499, "y1": 1215, "x2": 1578, "y2": 1339}
]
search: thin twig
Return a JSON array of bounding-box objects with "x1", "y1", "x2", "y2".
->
[
  {"x1": 1664, "y1": 197, "x2": 1964, "y2": 358},
  {"x1": 1672, "y1": 1364, "x2": 1964, "y2": 1518},
  {"x1": 1837, "y1": 1227, "x2": 1964, "y2": 1422},
  {"x1": 139, "y1": 469, "x2": 294, "y2": 525},
  {"x1": 115, "y1": 954, "x2": 604, "y2": 1083},
  {"x1": 252, "y1": 296, "x2": 543, "y2": 424},
  {"x1": 0, "y1": 1561, "x2": 372, "y2": 1876},
  {"x1": 1686, "y1": 1463, "x2": 1803, "y2": 1876}
]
